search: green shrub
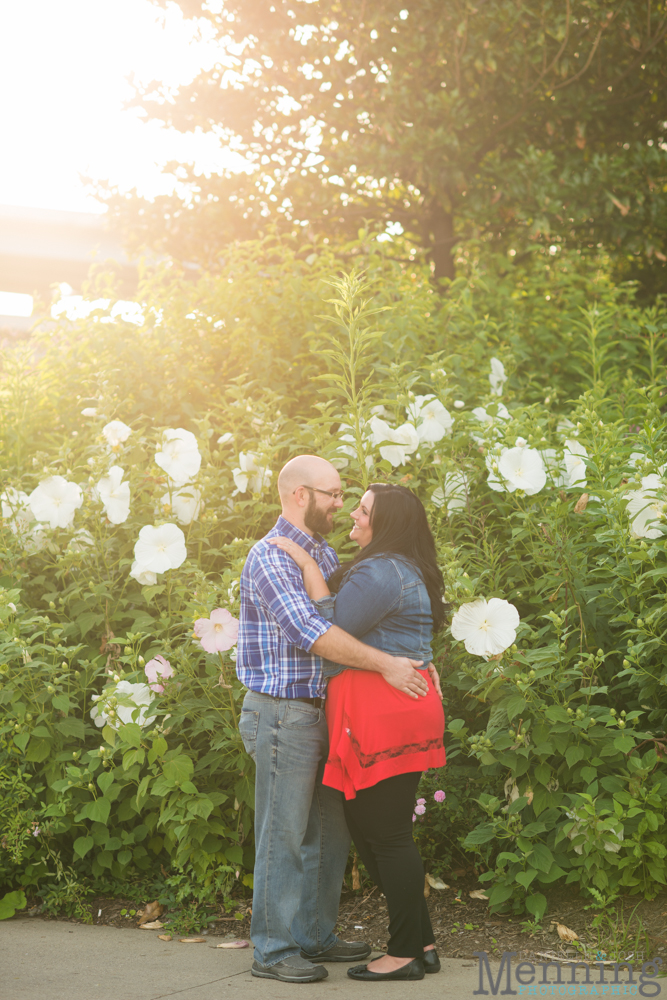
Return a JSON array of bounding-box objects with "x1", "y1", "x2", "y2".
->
[{"x1": 2, "y1": 237, "x2": 667, "y2": 919}]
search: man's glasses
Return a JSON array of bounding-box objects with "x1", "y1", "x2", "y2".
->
[{"x1": 294, "y1": 485, "x2": 346, "y2": 501}]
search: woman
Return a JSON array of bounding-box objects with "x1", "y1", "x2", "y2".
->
[{"x1": 269, "y1": 482, "x2": 446, "y2": 983}]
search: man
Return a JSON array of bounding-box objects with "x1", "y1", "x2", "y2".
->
[{"x1": 236, "y1": 455, "x2": 433, "y2": 983}]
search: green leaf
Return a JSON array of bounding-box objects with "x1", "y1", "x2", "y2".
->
[
  {"x1": 505, "y1": 695, "x2": 527, "y2": 721},
  {"x1": 56, "y1": 718, "x2": 85, "y2": 739},
  {"x1": 13, "y1": 732, "x2": 30, "y2": 752},
  {"x1": 537, "y1": 865, "x2": 567, "y2": 884},
  {"x1": 534, "y1": 763, "x2": 551, "y2": 786},
  {"x1": 162, "y1": 754, "x2": 194, "y2": 786},
  {"x1": 463, "y1": 823, "x2": 497, "y2": 847},
  {"x1": 136, "y1": 775, "x2": 151, "y2": 804},
  {"x1": 123, "y1": 747, "x2": 145, "y2": 769},
  {"x1": 515, "y1": 869, "x2": 538, "y2": 890},
  {"x1": 76, "y1": 611, "x2": 104, "y2": 638},
  {"x1": 188, "y1": 798, "x2": 214, "y2": 820},
  {"x1": 224, "y1": 845, "x2": 244, "y2": 865},
  {"x1": 118, "y1": 722, "x2": 142, "y2": 749},
  {"x1": 0, "y1": 890, "x2": 27, "y2": 920},
  {"x1": 102, "y1": 725, "x2": 116, "y2": 747},
  {"x1": 529, "y1": 844, "x2": 555, "y2": 874},
  {"x1": 52, "y1": 694, "x2": 71, "y2": 713},
  {"x1": 566, "y1": 745, "x2": 585, "y2": 768},
  {"x1": 487, "y1": 883, "x2": 514, "y2": 906},
  {"x1": 97, "y1": 771, "x2": 114, "y2": 793},
  {"x1": 84, "y1": 798, "x2": 111, "y2": 824},
  {"x1": 73, "y1": 835, "x2": 94, "y2": 858},
  {"x1": 117, "y1": 850, "x2": 132, "y2": 867},
  {"x1": 25, "y1": 738, "x2": 52, "y2": 762},
  {"x1": 525, "y1": 892, "x2": 547, "y2": 921}
]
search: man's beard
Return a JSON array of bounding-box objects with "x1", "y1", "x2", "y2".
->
[{"x1": 304, "y1": 494, "x2": 334, "y2": 535}]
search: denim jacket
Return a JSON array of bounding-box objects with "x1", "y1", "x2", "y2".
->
[{"x1": 313, "y1": 553, "x2": 433, "y2": 679}]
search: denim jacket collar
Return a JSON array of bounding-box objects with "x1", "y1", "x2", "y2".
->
[{"x1": 274, "y1": 515, "x2": 326, "y2": 559}]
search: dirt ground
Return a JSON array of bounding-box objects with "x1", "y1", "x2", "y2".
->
[{"x1": 34, "y1": 879, "x2": 667, "y2": 966}]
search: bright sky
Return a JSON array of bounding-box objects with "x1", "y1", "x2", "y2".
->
[{"x1": 0, "y1": 0, "x2": 243, "y2": 214}]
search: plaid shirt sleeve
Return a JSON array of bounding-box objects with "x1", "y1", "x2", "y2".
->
[{"x1": 253, "y1": 544, "x2": 332, "y2": 652}]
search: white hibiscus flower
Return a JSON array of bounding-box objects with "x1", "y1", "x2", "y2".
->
[
  {"x1": 28, "y1": 476, "x2": 83, "y2": 529},
  {"x1": 539, "y1": 448, "x2": 566, "y2": 487},
  {"x1": 563, "y1": 439, "x2": 588, "y2": 488},
  {"x1": 369, "y1": 416, "x2": 419, "y2": 467},
  {"x1": 130, "y1": 561, "x2": 158, "y2": 587},
  {"x1": 232, "y1": 452, "x2": 272, "y2": 494},
  {"x1": 431, "y1": 473, "x2": 468, "y2": 513},
  {"x1": 102, "y1": 420, "x2": 132, "y2": 448},
  {"x1": 68, "y1": 529, "x2": 95, "y2": 553},
  {"x1": 626, "y1": 474, "x2": 665, "y2": 540},
  {"x1": 1, "y1": 489, "x2": 33, "y2": 535},
  {"x1": 471, "y1": 403, "x2": 510, "y2": 443},
  {"x1": 96, "y1": 466, "x2": 130, "y2": 524},
  {"x1": 407, "y1": 395, "x2": 454, "y2": 444},
  {"x1": 162, "y1": 486, "x2": 203, "y2": 525},
  {"x1": 133, "y1": 523, "x2": 187, "y2": 574},
  {"x1": 155, "y1": 428, "x2": 202, "y2": 487},
  {"x1": 497, "y1": 447, "x2": 547, "y2": 495},
  {"x1": 489, "y1": 357, "x2": 507, "y2": 396},
  {"x1": 90, "y1": 680, "x2": 156, "y2": 729},
  {"x1": 451, "y1": 598, "x2": 520, "y2": 659}
]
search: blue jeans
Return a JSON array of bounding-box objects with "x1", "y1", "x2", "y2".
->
[{"x1": 238, "y1": 690, "x2": 351, "y2": 967}]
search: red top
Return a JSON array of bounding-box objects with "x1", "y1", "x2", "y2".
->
[{"x1": 323, "y1": 668, "x2": 446, "y2": 800}]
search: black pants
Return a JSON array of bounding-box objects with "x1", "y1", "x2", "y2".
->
[{"x1": 343, "y1": 771, "x2": 435, "y2": 958}]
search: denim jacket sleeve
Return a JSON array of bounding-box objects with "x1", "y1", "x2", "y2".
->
[{"x1": 311, "y1": 559, "x2": 403, "y2": 638}]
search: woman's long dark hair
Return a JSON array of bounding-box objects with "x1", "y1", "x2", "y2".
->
[{"x1": 328, "y1": 483, "x2": 447, "y2": 631}]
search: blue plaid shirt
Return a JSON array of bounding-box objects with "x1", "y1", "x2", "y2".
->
[{"x1": 236, "y1": 516, "x2": 340, "y2": 699}]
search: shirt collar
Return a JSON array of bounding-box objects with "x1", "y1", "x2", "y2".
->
[{"x1": 275, "y1": 515, "x2": 324, "y2": 557}]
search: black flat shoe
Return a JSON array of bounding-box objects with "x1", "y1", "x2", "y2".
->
[
  {"x1": 347, "y1": 958, "x2": 425, "y2": 981},
  {"x1": 423, "y1": 948, "x2": 441, "y2": 973}
]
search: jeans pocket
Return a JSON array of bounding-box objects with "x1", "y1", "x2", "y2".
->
[
  {"x1": 239, "y1": 709, "x2": 259, "y2": 760},
  {"x1": 282, "y1": 703, "x2": 321, "y2": 728}
]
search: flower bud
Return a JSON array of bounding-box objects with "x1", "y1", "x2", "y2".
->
[
  {"x1": 622, "y1": 659, "x2": 630, "y2": 668},
  {"x1": 618, "y1": 720, "x2": 626, "y2": 729},
  {"x1": 637, "y1": 619, "x2": 644, "y2": 628},
  {"x1": 138, "y1": 656, "x2": 145, "y2": 666},
  {"x1": 49, "y1": 601, "x2": 56, "y2": 610}
]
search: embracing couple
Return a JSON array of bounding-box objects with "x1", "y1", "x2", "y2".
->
[{"x1": 236, "y1": 455, "x2": 447, "y2": 983}]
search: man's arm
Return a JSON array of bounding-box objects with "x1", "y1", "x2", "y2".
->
[
  {"x1": 253, "y1": 546, "x2": 428, "y2": 698},
  {"x1": 311, "y1": 626, "x2": 428, "y2": 699}
]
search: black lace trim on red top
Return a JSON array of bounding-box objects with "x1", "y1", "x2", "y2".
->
[{"x1": 345, "y1": 725, "x2": 443, "y2": 769}]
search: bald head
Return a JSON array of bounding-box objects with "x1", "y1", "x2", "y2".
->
[
  {"x1": 277, "y1": 455, "x2": 344, "y2": 535},
  {"x1": 278, "y1": 455, "x2": 340, "y2": 500}
]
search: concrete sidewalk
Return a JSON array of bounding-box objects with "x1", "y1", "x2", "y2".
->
[{"x1": 1, "y1": 918, "x2": 482, "y2": 1000}]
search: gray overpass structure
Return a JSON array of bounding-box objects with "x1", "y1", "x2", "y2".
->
[{"x1": 0, "y1": 204, "x2": 136, "y2": 332}]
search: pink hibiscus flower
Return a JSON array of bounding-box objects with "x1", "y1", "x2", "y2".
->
[
  {"x1": 194, "y1": 608, "x2": 239, "y2": 654},
  {"x1": 144, "y1": 655, "x2": 174, "y2": 693}
]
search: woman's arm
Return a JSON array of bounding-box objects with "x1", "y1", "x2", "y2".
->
[{"x1": 267, "y1": 537, "x2": 331, "y2": 600}]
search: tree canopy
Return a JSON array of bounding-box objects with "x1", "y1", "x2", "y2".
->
[{"x1": 104, "y1": 0, "x2": 667, "y2": 288}]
